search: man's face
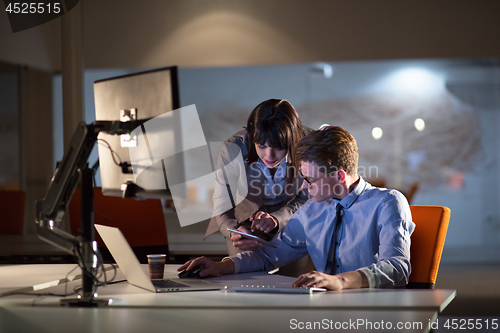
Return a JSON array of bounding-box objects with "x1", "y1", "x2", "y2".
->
[{"x1": 300, "y1": 161, "x2": 341, "y2": 202}]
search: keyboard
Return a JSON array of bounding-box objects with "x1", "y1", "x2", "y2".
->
[{"x1": 233, "y1": 285, "x2": 326, "y2": 294}]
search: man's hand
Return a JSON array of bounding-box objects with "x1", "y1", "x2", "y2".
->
[
  {"x1": 177, "y1": 256, "x2": 235, "y2": 278},
  {"x1": 250, "y1": 211, "x2": 278, "y2": 233},
  {"x1": 291, "y1": 270, "x2": 368, "y2": 291},
  {"x1": 230, "y1": 226, "x2": 262, "y2": 251}
]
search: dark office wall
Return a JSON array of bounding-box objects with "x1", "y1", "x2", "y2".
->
[
  {"x1": 1, "y1": 0, "x2": 500, "y2": 71},
  {"x1": 0, "y1": 63, "x2": 21, "y2": 191},
  {"x1": 82, "y1": 0, "x2": 500, "y2": 68},
  {"x1": 0, "y1": 62, "x2": 53, "y2": 234},
  {"x1": 21, "y1": 67, "x2": 54, "y2": 234}
]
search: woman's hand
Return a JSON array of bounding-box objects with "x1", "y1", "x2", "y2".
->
[{"x1": 250, "y1": 211, "x2": 278, "y2": 233}]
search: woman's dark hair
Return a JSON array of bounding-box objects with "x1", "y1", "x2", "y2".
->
[{"x1": 245, "y1": 99, "x2": 304, "y2": 183}]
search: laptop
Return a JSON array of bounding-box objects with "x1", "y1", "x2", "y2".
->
[{"x1": 95, "y1": 224, "x2": 224, "y2": 292}]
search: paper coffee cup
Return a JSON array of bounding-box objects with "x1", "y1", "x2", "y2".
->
[{"x1": 147, "y1": 254, "x2": 166, "y2": 279}]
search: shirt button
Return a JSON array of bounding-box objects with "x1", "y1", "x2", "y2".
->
[{"x1": 336, "y1": 265, "x2": 340, "y2": 268}]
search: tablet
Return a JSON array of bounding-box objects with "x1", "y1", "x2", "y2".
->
[{"x1": 227, "y1": 228, "x2": 277, "y2": 248}]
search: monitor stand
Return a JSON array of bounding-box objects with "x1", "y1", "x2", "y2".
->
[{"x1": 60, "y1": 165, "x2": 110, "y2": 307}]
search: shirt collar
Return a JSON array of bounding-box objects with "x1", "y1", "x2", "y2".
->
[{"x1": 337, "y1": 176, "x2": 366, "y2": 209}]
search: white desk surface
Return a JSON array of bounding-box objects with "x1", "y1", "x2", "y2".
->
[
  {"x1": 1, "y1": 264, "x2": 456, "y2": 313},
  {"x1": 1, "y1": 307, "x2": 439, "y2": 333},
  {"x1": 0, "y1": 264, "x2": 81, "y2": 296},
  {"x1": 0, "y1": 264, "x2": 453, "y2": 333}
]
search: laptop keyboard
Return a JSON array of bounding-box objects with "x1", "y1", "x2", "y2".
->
[{"x1": 152, "y1": 279, "x2": 189, "y2": 289}]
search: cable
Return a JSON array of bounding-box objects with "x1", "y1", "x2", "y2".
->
[
  {"x1": 0, "y1": 249, "x2": 121, "y2": 302},
  {"x1": 97, "y1": 139, "x2": 123, "y2": 166},
  {"x1": 63, "y1": 264, "x2": 80, "y2": 297},
  {"x1": 72, "y1": 236, "x2": 118, "y2": 287},
  {"x1": 0, "y1": 289, "x2": 80, "y2": 299},
  {"x1": 97, "y1": 138, "x2": 132, "y2": 173}
]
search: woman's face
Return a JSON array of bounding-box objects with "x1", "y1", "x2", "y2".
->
[{"x1": 255, "y1": 141, "x2": 287, "y2": 169}]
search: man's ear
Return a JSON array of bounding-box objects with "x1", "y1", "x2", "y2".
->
[{"x1": 337, "y1": 169, "x2": 347, "y2": 183}]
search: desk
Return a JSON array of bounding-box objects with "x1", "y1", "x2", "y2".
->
[
  {"x1": 0, "y1": 264, "x2": 80, "y2": 294},
  {"x1": 0, "y1": 264, "x2": 456, "y2": 333}
]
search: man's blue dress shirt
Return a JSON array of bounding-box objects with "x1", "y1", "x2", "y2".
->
[{"x1": 230, "y1": 176, "x2": 415, "y2": 288}]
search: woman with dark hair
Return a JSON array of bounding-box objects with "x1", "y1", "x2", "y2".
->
[{"x1": 205, "y1": 99, "x2": 311, "y2": 255}]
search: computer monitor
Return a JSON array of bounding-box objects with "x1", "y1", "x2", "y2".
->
[{"x1": 93, "y1": 66, "x2": 181, "y2": 198}]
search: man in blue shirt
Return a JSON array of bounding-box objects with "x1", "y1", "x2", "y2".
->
[{"x1": 179, "y1": 126, "x2": 415, "y2": 290}]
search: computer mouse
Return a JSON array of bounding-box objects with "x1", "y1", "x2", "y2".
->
[{"x1": 178, "y1": 268, "x2": 203, "y2": 279}]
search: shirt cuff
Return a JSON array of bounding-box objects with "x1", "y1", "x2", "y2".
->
[
  {"x1": 223, "y1": 256, "x2": 240, "y2": 274},
  {"x1": 357, "y1": 267, "x2": 375, "y2": 288}
]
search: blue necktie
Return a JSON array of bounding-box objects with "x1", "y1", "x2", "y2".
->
[{"x1": 325, "y1": 203, "x2": 343, "y2": 275}]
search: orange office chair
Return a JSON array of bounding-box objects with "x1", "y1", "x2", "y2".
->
[
  {"x1": 0, "y1": 190, "x2": 26, "y2": 234},
  {"x1": 69, "y1": 187, "x2": 169, "y2": 263},
  {"x1": 407, "y1": 205, "x2": 451, "y2": 289}
]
